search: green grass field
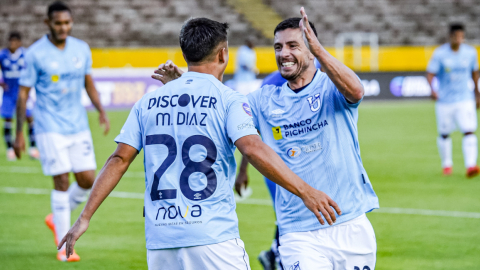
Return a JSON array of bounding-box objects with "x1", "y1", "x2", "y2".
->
[{"x1": 1, "y1": 100, "x2": 480, "y2": 270}]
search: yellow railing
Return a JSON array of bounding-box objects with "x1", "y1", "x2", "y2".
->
[{"x1": 91, "y1": 45, "x2": 479, "y2": 73}]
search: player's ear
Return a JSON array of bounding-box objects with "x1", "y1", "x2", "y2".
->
[{"x1": 218, "y1": 47, "x2": 228, "y2": 65}]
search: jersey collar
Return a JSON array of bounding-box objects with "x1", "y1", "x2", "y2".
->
[{"x1": 281, "y1": 68, "x2": 321, "y2": 97}]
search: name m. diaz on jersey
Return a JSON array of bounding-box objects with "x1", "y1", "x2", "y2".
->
[{"x1": 115, "y1": 72, "x2": 258, "y2": 249}]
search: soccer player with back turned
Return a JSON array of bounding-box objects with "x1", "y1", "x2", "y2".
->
[
  {"x1": 59, "y1": 17, "x2": 340, "y2": 270},
  {"x1": 427, "y1": 23, "x2": 480, "y2": 177},
  {"x1": 14, "y1": 1, "x2": 110, "y2": 262}
]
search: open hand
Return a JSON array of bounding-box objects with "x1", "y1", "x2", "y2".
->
[
  {"x1": 299, "y1": 7, "x2": 322, "y2": 55},
  {"x1": 57, "y1": 217, "x2": 90, "y2": 259},
  {"x1": 152, "y1": 60, "x2": 184, "y2": 84},
  {"x1": 301, "y1": 188, "x2": 342, "y2": 226}
]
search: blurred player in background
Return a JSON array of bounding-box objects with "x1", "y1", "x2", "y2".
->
[
  {"x1": 59, "y1": 18, "x2": 340, "y2": 269},
  {"x1": 14, "y1": 1, "x2": 110, "y2": 262},
  {"x1": 427, "y1": 23, "x2": 480, "y2": 177},
  {"x1": 238, "y1": 58, "x2": 322, "y2": 270},
  {"x1": 151, "y1": 7, "x2": 379, "y2": 269},
  {"x1": 0, "y1": 31, "x2": 38, "y2": 161},
  {"x1": 234, "y1": 37, "x2": 258, "y2": 95}
]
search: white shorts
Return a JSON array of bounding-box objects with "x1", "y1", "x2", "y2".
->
[
  {"x1": 436, "y1": 100, "x2": 477, "y2": 135},
  {"x1": 36, "y1": 130, "x2": 97, "y2": 176},
  {"x1": 147, "y1": 238, "x2": 250, "y2": 270},
  {"x1": 279, "y1": 214, "x2": 376, "y2": 270}
]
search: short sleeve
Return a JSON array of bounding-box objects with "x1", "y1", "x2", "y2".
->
[
  {"x1": 471, "y1": 49, "x2": 479, "y2": 72},
  {"x1": 19, "y1": 51, "x2": 38, "y2": 88},
  {"x1": 115, "y1": 102, "x2": 143, "y2": 151},
  {"x1": 247, "y1": 90, "x2": 261, "y2": 130},
  {"x1": 427, "y1": 50, "x2": 441, "y2": 74},
  {"x1": 85, "y1": 45, "x2": 92, "y2": 75},
  {"x1": 329, "y1": 76, "x2": 362, "y2": 109},
  {"x1": 225, "y1": 91, "x2": 258, "y2": 144}
]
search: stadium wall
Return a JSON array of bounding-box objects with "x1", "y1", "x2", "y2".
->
[{"x1": 91, "y1": 45, "x2": 480, "y2": 73}]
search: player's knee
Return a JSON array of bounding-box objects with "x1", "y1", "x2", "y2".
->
[
  {"x1": 53, "y1": 174, "x2": 70, "y2": 191},
  {"x1": 440, "y1": 134, "x2": 449, "y2": 139},
  {"x1": 75, "y1": 170, "x2": 95, "y2": 189}
]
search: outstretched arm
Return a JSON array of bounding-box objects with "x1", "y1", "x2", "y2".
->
[
  {"x1": 426, "y1": 72, "x2": 438, "y2": 101},
  {"x1": 235, "y1": 134, "x2": 341, "y2": 226},
  {"x1": 85, "y1": 74, "x2": 110, "y2": 135},
  {"x1": 13, "y1": 86, "x2": 31, "y2": 158},
  {"x1": 58, "y1": 143, "x2": 138, "y2": 258},
  {"x1": 299, "y1": 7, "x2": 364, "y2": 103}
]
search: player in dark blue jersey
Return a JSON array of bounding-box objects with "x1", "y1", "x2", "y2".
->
[{"x1": 0, "y1": 31, "x2": 38, "y2": 161}]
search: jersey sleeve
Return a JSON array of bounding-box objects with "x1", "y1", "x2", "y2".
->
[
  {"x1": 85, "y1": 44, "x2": 93, "y2": 75},
  {"x1": 246, "y1": 89, "x2": 261, "y2": 130},
  {"x1": 327, "y1": 75, "x2": 363, "y2": 109},
  {"x1": 19, "y1": 51, "x2": 38, "y2": 88},
  {"x1": 427, "y1": 49, "x2": 441, "y2": 74},
  {"x1": 225, "y1": 91, "x2": 258, "y2": 144},
  {"x1": 115, "y1": 102, "x2": 143, "y2": 151}
]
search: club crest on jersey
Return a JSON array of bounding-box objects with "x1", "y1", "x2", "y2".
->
[
  {"x1": 286, "y1": 147, "x2": 301, "y2": 158},
  {"x1": 289, "y1": 261, "x2": 301, "y2": 270},
  {"x1": 307, "y1": 94, "x2": 321, "y2": 112},
  {"x1": 242, "y1": 103, "x2": 252, "y2": 116}
]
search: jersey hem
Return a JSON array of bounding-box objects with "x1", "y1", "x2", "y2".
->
[
  {"x1": 145, "y1": 233, "x2": 240, "y2": 250},
  {"x1": 278, "y1": 208, "x2": 378, "y2": 236}
]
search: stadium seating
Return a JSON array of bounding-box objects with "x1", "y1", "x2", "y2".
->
[
  {"x1": 1, "y1": 0, "x2": 479, "y2": 47},
  {"x1": 268, "y1": 0, "x2": 480, "y2": 46},
  {"x1": 0, "y1": 0, "x2": 267, "y2": 47}
]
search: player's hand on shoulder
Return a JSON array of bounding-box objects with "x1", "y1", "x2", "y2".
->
[
  {"x1": 99, "y1": 111, "x2": 110, "y2": 135},
  {"x1": 301, "y1": 187, "x2": 341, "y2": 226},
  {"x1": 58, "y1": 217, "x2": 90, "y2": 259},
  {"x1": 152, "y1": 60, "x2": 184, "y2": 84},
  {"x1": 235, "y1": 170, "x2": 249, "y2": 196}
]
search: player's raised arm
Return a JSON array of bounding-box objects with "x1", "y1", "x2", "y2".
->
[
  {"x1": 299, "y1": 7, "x2": 364, "y2": 103},
  {"x1": 235, "y1": 135, "x2": 341, "y2": 226},
  {"x1": 85, "y1": 74, "x2": 110, "y2": 135},
  {"x1": 13, "y1": 85, "x2": 31, "y2": 158},
  {"x1": 58, "y1": 142, "x2": 138, "y2": 258}
]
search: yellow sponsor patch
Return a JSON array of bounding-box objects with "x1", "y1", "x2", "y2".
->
[
  {"x1": 272, "y1": 126, "x2": 283, "y2": 140},
  {"x1": 51, "y1": 74, "x2": 59, "y2": 83}
]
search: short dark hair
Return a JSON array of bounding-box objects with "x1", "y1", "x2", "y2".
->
[
  {"x1": 8, "y1": 31, "x2": 21, "y2": 41},
  {"x1": 179, "y1": 18, "x2": 229, "y2": 63},
  {"x1": 47, "y1": 1, "x2": 71, "y2": 19},
  {"x1": 274, "y1": 18, "x2": 318, "y2": 37},
  {"x1": 450, "y1": 23, "x2": 464, "y2": 34}
]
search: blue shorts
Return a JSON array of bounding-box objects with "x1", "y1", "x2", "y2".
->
[{"x1": 1, "y1": 93, "x2": 33, "y2": 119}]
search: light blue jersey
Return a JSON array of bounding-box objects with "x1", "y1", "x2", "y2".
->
[
  {"x1": 427, "y1": 43, "x2": 479, "y2": 103},
  {"x1": 19, "y1": 35, "x2": 92, "y2": 135},
  {"x1": 115, "y1": 72, "x2": 258, "y2": 249},
  {"x1": 247, "y1": 70, "x2": 379, "y2": 236}
]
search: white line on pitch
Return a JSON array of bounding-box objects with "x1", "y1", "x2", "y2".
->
[
  {"x1": 2, "y1": 186, "x2": 480, "y2": 219},
  {"x1": 0, "y1": 166, "x2": 144, "y2": 178}
]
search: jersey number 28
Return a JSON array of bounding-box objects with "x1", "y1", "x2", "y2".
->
[{"x1": 146, "y1": 134, "x2": 217, "y2": 202}]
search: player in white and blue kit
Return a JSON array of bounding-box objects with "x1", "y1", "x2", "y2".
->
[
  {"x1": 59, "y1": 17, "x2": 340, "y2": 270},
  {"x1": 14, "y1": 1, "x2": 110, "y2": 262},
  {"x1": 0, "y1": 31, "x2": 38, "y2": 161},
  {"x1": 234, "y1": 37, "x2": 258, "y2": 95},
  {"x1": 427, "y1": 23, "x2": 480, "y2": 177}
]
